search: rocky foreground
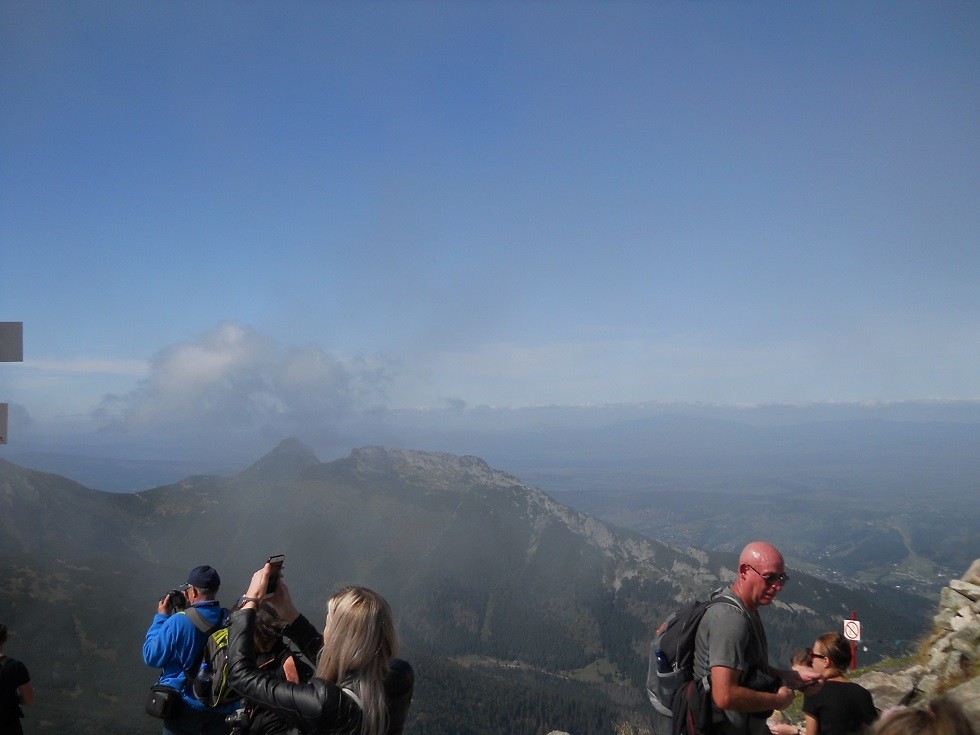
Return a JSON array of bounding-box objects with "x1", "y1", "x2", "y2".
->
[{"x1": 856, "y1": 557, "x2": 980, "y2": 723}]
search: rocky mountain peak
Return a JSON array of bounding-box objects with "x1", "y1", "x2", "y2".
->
[
  {"x1": 242, "y1": 437, "x2": 320, "y2": 476},
  {"x1": 347, "y1": 445, "x2": 518, "y2": 489}
]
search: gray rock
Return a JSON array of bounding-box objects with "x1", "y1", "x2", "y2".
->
[
  {"x1": 854, "y1": 670, "x2": 918, "y2": 711},
  {"x1": 949, "y1": 579, "x2": 980, "y2": 602},
  {"x1": 945, "y1": 676, "x2": 980, "y2": 725}
]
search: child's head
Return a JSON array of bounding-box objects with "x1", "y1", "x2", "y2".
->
[{"x1": 790, "y1": 646, "x2": 812, "y2": 667}]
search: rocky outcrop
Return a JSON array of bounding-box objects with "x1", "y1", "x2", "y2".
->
[{"x1": 856, "y1": 558, "x2": 980, "y2": 723}]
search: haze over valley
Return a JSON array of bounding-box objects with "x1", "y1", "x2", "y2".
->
[{"x1": 0, "y1": 438, "x2": 948, "y2": 733}]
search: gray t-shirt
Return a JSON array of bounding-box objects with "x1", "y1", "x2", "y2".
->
[{"x1": 692, "y1": 589, "x2": 772, "y2": 735}]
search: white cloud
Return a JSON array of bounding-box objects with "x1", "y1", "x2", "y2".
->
[{"x1": 94, "y1": 322, "x2": 392, "y2": 434}]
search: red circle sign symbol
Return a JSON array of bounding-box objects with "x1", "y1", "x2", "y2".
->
[{"x1": 843, "y1": 620, "x2": 861, "y2": 642}]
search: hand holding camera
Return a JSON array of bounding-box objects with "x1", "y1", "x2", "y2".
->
[{"x1": 157, "y1": 587, "x2": 188, "y2": 615}]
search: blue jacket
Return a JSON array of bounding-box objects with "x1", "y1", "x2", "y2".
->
[{"x1": 143, "y1": 600, "x2": 238, "y2": 712}]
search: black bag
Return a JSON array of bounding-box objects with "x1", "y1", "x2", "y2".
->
[
  {"x1": 671, "y1": 678, "x2": 715, "y2": 735},
  {"x1": 145, "y1": 684, "x2": 182, "y2": 719}
]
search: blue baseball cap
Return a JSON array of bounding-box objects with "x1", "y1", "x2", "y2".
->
[{"x1": 186, "y1": 565, "x2": 221, "y2": 591}]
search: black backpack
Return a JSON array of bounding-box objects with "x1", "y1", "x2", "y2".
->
[{"x1": 646, "y1": 594, "x2": 742, "y2": 725}]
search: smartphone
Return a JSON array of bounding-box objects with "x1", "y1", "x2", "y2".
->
[{"x1": 265, "y1": 554, "x2": 285, "y2": 596}]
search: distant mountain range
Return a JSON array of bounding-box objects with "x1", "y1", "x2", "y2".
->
[{"x1": 0, "y1": 440, "x2": 937, "y2": 734}]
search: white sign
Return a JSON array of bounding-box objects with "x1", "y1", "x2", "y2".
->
[{"x1": 843, "y1": 619, "x2": 861, "y2": 642}]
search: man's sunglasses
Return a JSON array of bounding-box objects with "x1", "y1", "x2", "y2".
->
[{"x1": 746, "y1": 565, "x2": 789, "y2": 587}]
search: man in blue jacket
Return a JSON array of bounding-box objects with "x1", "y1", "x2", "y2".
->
[{"x1": 144, "y1": 565, "x2": 238, "y2": 735}]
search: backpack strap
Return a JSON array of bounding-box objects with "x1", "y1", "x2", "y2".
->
[
  {"x1": 178, "y1": 607, "x2": 227, "y2": 684},
  {"x1": 341, "y1": 684, "x2": 363, "y2": 710},
  {"x1": 708, "y1": 590, "x2": 745, "y2": 615},
  {"x1": 182, "y1": 607, "x2": 225, "y2": 635}
]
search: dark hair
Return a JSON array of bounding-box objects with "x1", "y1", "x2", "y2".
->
[
  {"x1": 0, "y1": 622, "x2": 7, "y2": 646},
  {"x1": 814, "y1": 632, "x2": 852, "y2": 672},
  {"x1": 254, "y1": 604, "x2": 284, "y2": 651}
]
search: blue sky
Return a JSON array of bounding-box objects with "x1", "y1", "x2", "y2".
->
[{"x1": 2, "y1": 1, "x2": 978, "y2": 459}]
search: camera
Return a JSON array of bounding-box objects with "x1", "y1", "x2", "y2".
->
[
  {"x1": 226, "y1": 707, "x2": 250, "y2": 734},
  {"x1": 165, "y1": 588, "x2": 188, "y2": 615}
]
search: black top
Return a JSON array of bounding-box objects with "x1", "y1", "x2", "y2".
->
[
  {"x1": 226, "y1": 609, "x2": 414, "y2": 735},
  {"x1": 0, "y1": 655, "x2": 31, "y2": 732},
  {"x1": 245, "y1": 640, "x2": 314, "y2": 735},
  {"x1": 803, "y1": 679, "x2": 877, "y2": 735}
]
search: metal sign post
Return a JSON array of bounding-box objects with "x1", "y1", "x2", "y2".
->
[{"x1": 843, "y1": 613, "x2": 861, "y2": 669}]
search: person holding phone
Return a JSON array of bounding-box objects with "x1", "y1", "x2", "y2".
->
[{"x1": 226, "y1": 560, "x2": 413, "y2": 735}]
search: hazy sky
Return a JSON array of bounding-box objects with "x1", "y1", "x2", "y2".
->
[{"x1": 2, "y1": 1, "x2": 978, "y2": 457}]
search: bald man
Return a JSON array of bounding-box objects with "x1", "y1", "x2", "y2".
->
[{"x1": 692, "y1": 541, "x2": 822, "y2": 735}]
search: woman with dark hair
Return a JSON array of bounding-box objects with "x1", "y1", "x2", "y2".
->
[
  {"x1": 238, "y1": 603, "x2": 313, "y2": 734},
  {"x1": 226, "y1": 563, "x2": 413, "y2": 735},
  {"x1": 803, "y1": 632, "x2": 877, "y2": 735}
]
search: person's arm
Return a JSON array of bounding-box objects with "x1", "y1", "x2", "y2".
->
[
  {"x1": 772, "y1": 665, "x2": 823, "y2": 693},
  {"x1": 17, "y1": 681, "x2": 35, "y2": 706},
  {"x1": 143, "y1": 612, "x2": 180, "y2": 668},
  {"x1": 280, "y1": 614, "x2": 324, "y2": 665},
  {"x1": 803, "y1": 713, "x2": 818, "y2": 735},
  {"x1": 710, "y1": 665, "x2": 795, "y2": 713},
  {"x1": 227, "y1": 599, "x2": 354, "y2": 731},
  {"x1": 239, "y1": 564, "x2": 324, "y2": 666},
  {"x1": 283, "y1": 655, "x2": 300, "y2": 684}
]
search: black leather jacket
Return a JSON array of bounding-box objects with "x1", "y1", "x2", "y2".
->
[{"x1": 226, "y1": 609, "x2": 414, "y2": 735}]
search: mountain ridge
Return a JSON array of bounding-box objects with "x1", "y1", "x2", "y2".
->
[{"x1": 0, "y1": 441, "x2": 938, "y2": 733}]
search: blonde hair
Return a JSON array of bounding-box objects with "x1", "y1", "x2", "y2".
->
[
  {"x1": 871, "y1": 699, "x2": 975, "y2": 735},
  {"x1": 315, "y1": 586, "x2": 398, "y2": 735}
]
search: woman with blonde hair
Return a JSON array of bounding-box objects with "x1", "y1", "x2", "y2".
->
[
  {"x1": 227, "y1": 562, "x2": 413, "y2": 735},
  {"x1": 802, "y1": 632, "x2": 876, "y2": 735},
  {"x1": 870, "y1": 698, "x2": 975, "y2": 735}
]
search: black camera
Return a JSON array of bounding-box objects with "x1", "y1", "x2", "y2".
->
[
  {"x1": 165, "y1": 588, "x2": 188, "y2": 615},
  {"x1": 226, "y1": 707, "x2": 250, "y2": 734}
]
